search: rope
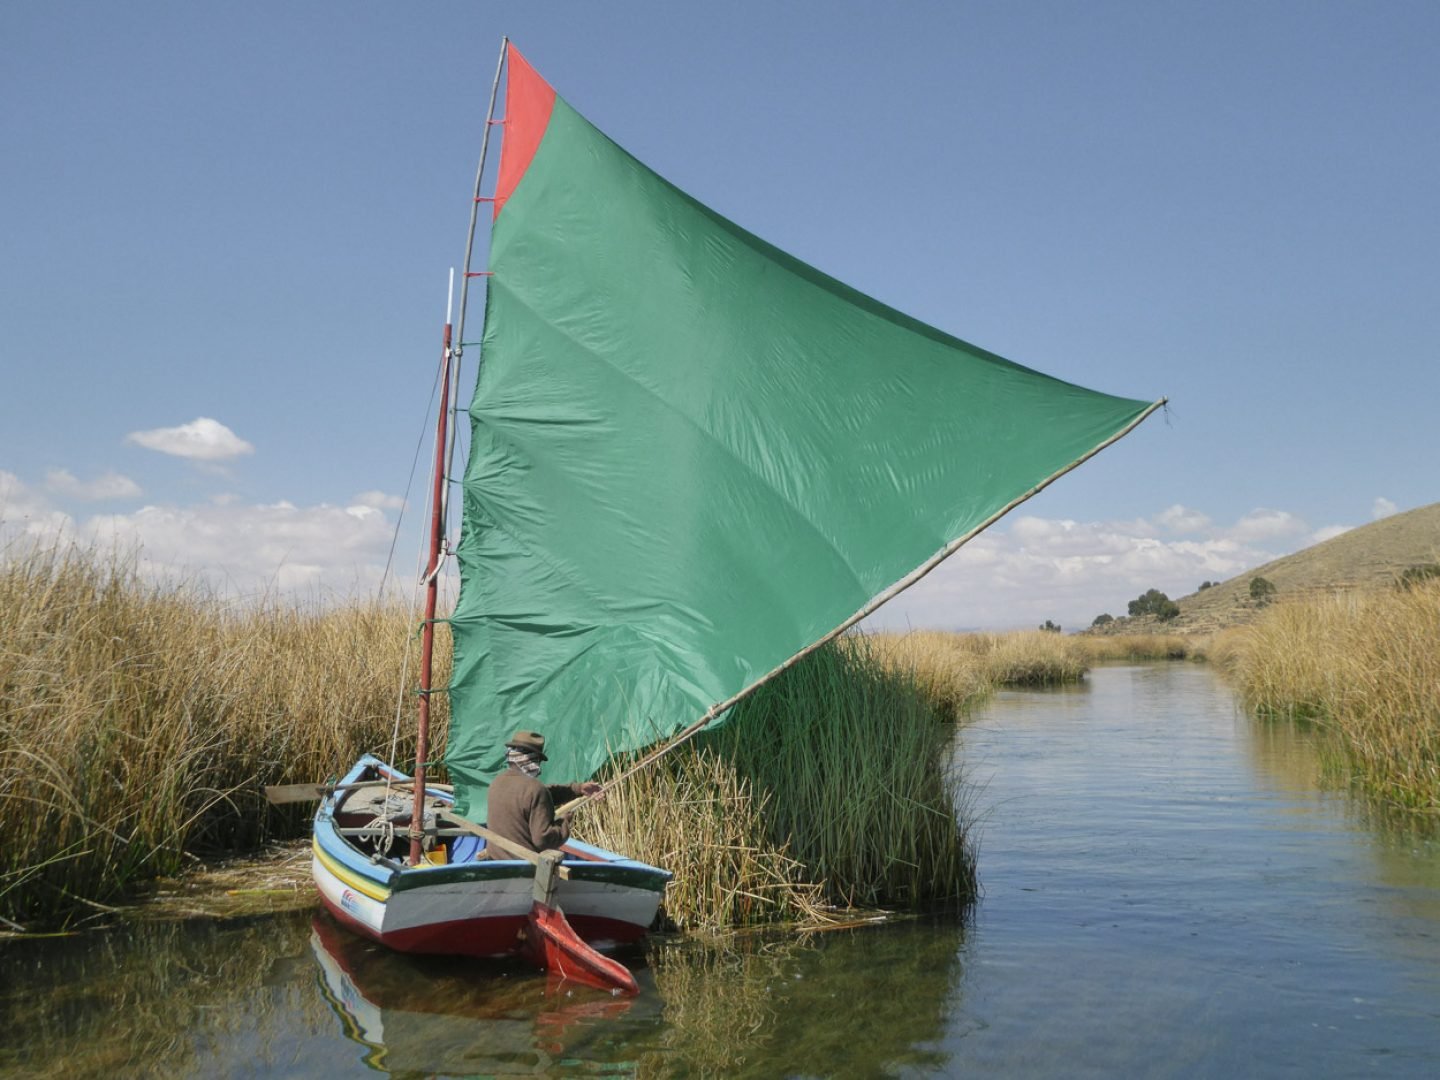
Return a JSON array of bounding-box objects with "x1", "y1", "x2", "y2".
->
[{"x1": 358, "y1": 815, "x2": 396, "y2": 853}]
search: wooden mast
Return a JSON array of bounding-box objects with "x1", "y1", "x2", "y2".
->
[{"x1": 408, "y1": 301, "x2": 453, "y2": 866}]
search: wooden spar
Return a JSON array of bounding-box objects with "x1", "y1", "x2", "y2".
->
[
  {"x1": 447, "y1": 35, "x2": 509, "y2": 484},
  {"x1": 408, "y1": 314, "x2": 453, "y2": 866},
  {"x1": 556, "y1": 396, "x2": 1170, "y2": 819}
]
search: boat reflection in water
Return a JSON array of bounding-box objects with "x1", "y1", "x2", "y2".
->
[
  {"x1": 310, "y1": 910, "x2": 968, "y2": 1077},
  {"x1": 309, "y1": 915, "x2": 649, "y2": 1075}
]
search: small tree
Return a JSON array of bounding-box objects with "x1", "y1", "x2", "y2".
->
[
  {"x1": 1039, "y1": 619, "x2": 1061, "y2": 633},
  {"x1": 1198, "y1": 580, "x2": 1216, "y2": 591},
  {"x1": 1092, "y1": 613, "x2": 1114, "y2": 628},
  {"x1": 1128, "y1": 588, "x2": 1180, "y2": 621},
  {"x1": 1249, "y1": 576, "x2": 1276, "y2": 605}
]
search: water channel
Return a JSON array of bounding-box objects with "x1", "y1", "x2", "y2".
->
[{"x1": 3, "y1": 662, "x2": 1438, "y2": 1077}]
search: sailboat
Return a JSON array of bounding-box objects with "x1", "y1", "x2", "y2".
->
[{"x1": 305, "y1": 40, "x2": 1164, "y2": 994}]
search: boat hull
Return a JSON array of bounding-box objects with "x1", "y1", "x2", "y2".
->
[{"x1": 311, "y1": 756, "x2": 670, "y2": 962}]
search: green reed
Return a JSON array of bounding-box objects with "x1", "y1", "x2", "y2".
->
[{"x1": 589, "y1": 637, "x2": 977, "y2": 927}]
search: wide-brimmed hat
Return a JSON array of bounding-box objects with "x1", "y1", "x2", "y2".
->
[{"x1": 505, "y1": 730, "x2": 548, "y2": 761}]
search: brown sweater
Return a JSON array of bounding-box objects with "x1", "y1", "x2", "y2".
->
[{"x1": 481, "y1": 767, "x2": 585, "y2": 860}]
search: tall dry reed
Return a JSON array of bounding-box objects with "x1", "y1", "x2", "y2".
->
[
  {"x1": 0, "y1": 543, "x2": 441, "y2": 928},
  {"x1": 1071, "y1": 633, "x2": 1195, "y2": 662},
  {"x1": 865, "y1": 630, "x2": 991, "y2": 720},
  {"x1": 1221, "y1": 582, "x2": 1440, "y2": 812},
  {"x1": 3, "y1": 544, "x2": 978, "y2": 933},
  {"x1": 867, "y1": 627, "x2": 1090, "y2": 708}
]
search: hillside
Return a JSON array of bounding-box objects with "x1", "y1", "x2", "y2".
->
[{"x1": 1090, "y1": 501, "x2": 1440, "y2": 635}]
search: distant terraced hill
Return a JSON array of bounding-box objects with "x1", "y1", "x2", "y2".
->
[{"x1": 1088, "y1": 501, "x2": 1440, "y2": 635}]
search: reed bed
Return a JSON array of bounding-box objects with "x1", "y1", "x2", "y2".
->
[
  {"x1": 3, "y1": 543, "x2": 980, "y2": 933},
  {"x1": 1217, "y1": 582, "x2": 1440, "y2": 812},
  {"x1": 583, "y1": 744, "x2": 828, "y2": 929},
  {"x1": 1071, "y1": 633, "x2": 1195, "y2": 662},
  {"x1": 0, "y1": 543, "x2": 439, "y2": 929},
  {"x1": 714, "y1": 636, "x2": 975, "y2": 911},
  {"x1": 587, "y1": 637, "x2": 976, "y2": 926},
  {"x1": 867, "y1": 628, "x2": 1089, "y2": 708},
  {"x1": 974, "y1": 629, "x2": 1089, "y2": 685},
  {"x1": 864, "y1": 630, "x2": 991, "y2": 720}
]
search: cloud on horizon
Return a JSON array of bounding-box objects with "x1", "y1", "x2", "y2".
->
[
  {"x1": 863, "y1": 503, "x2": 1356, "y2": 631},
  {"x1": 125, "y1": 417, "x2": 255, "y2": 461},
  {"x1": 1, "y1": 474, "x2": 419, "y2": 601},
  {"x1": 2, "y1": 473, "x2": 1371, "y2": 628},
  {"x1": 44, "y1": 468, "x2": 142, "y2": 500}
]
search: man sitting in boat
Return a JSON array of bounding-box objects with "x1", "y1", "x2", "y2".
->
[{"x1": 482, "y1": 730, "x2": 602, "y2": 859}]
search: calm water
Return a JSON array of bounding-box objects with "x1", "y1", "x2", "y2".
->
[{"x1": 4, "y1": 663, "x2": 1438, "y2": 1078}]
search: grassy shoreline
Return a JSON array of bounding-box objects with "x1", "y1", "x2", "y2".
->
[
  {"x1": 23, "y1": 540, "x2": 1429, "y2": 933},
  {"x1": 1208, "y1": 579, "x2": 1440, "y2": 814},
  {"x1": 2, "y1": 545, "x2": 982, "y2": 931}
]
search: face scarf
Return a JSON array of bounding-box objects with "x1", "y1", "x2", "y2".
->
[{"x1": 506, "y1": 747, "x2": 543, "y2": 779}]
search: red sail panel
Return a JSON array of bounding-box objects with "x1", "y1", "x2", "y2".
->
[{"x1": 494, "y1": 45, "x2": 557, "y2": 220}]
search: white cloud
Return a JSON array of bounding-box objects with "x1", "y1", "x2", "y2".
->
[
  {"x1": 2, "y1": 470, "x2": 422, "y2": 603},
  {"x1": 1372, "y1": 497, "x2": 1397, "y2": 520},
  {"x1": 352, "y1": 490, "x2": 406, "y2": 511},
  {"x1": 1228, "y1": 509, "x2": 1308, "y2": 543},
  {"x1": 44, "y1": 468, "x2": 142, "y2": 500},
  {"x1": 125, "y1": 417, "x2": 254, "y2": 461},
  {"x1": 0, "y1": 471, "x2": 75, "y2": 545},
  {"x1": 2, "y1": 465, "x2": 1375, "y2": 634},
  {"x1": 865, "y1": 504, "x2": 1334, "y2": 632},
  {"x1": 1156, "y1": 504, "x2": 1211, "y2": 533},
  {"x1": 78, "y1": 499, "x2": 411, "y2": 599}
]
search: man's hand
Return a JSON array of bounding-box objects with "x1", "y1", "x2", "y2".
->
[{"x1": 578, "y1": 781, "x2": 604, "y2": 800}]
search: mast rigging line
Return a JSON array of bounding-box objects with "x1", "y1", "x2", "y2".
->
[{"x1": 379, "y1": 326, "x2": 457, "y2": 810}]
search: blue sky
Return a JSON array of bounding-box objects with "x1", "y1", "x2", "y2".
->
[{"x1": 3, "y1": 1, "x2": 1436, "y2": 630}]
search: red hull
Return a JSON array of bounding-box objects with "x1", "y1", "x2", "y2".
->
[
  {"x1": 318, "y1": 892, "x2": 526, "y2": 958},
  {"x1": 317, "y1": 893, "x2": 648, "y2": 989}
]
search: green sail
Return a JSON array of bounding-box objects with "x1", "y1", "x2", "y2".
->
[{"x1": 445, "y1": 55, "x2": 1159, "y2": 815}]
